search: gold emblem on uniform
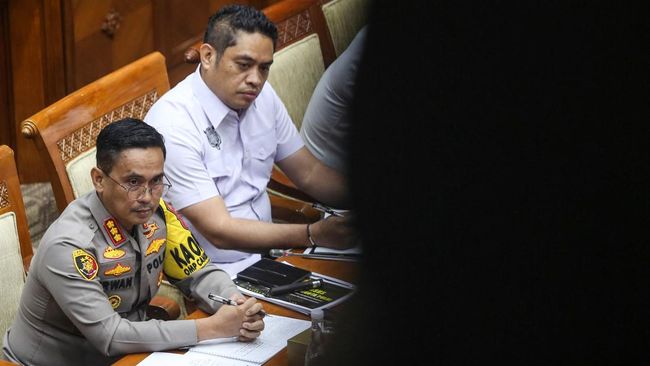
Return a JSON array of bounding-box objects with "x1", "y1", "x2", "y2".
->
[
  {"x1": 145, "y1": 238, "x2": 165, "y2": 256},
  {"x1": 104, "y1": 263, "x2": 132, "y2": 277},
  {"x1": 103, "y1": 246, "x2": 126, "y2": 259},
  {"x1": 103, "y1": 218, "x2": 126, "y2": 246},
  {"x1": 72, "y1": 249, "x2": 98, "y2": 280},
  {"x1": 143, "y1": 222, "x2": 159, "y2": 239},
  {"x1": 108, "y1": 295, "x2": 121, "y2": 309}
]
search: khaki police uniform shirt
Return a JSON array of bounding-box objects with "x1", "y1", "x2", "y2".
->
[{"x1": 3, "y1": 191, "x2": 239, "y2": 366}]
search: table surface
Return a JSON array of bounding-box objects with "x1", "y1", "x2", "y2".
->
[{"x1": 112, "y1": 255, "x2": 358, "y2": 366}]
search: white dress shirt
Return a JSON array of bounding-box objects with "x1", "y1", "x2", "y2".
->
[{"x1": 145, "y1": 67, "x2": 303, "y2": 264}]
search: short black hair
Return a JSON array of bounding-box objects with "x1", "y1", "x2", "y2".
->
[
  {"x1": 96, "y1": 118, "x2": 166, "y2": 174},
  {"x1": 203, "y1": 4, "x2": 277, "y2": 60}
]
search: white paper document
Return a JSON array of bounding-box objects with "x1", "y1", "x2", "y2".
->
[
  {"x1": 138, "y1": 351, "x2": 256, "y2": 366},
  {"x1": 187, "y1": 314, "x2": 310, "y2": 364}
]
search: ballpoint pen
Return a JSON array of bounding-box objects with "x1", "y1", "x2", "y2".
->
[
  {"x1": 208, "y1": 293, "x2": 268, "y2": 316},
  {"x1": 312, "y1": 202, "x2": 344, "y2": 217},
  {"x1": 269, "y1": 248, "x2": 361, "y2": 261}
]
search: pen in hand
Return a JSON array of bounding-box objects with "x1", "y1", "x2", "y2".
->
[
  {"x1": 312, "y1": 203, "x2": 344, "y2": 217},
  {"x1": 208, "y1": 293, "x2": 267, "y2": 317}
]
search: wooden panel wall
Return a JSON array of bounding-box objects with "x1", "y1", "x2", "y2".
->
[
  {"x1": 0, "y1": 0, "x2": 12, "y2": 148},
  {"x1": 1, "y1": 0, "x2": 275, "y2": 183}
]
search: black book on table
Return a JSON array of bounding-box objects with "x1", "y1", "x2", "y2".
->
[{"x1": 236, "y1": 258, "x2": 311, "y2": 288}]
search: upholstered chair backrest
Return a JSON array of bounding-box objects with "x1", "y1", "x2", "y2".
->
[
  {"x1": 265, "y1": 0, "x2": 336, "y2": 130},
  {"x1": 322, "y1": 0, "x2": 370, "y2": 56},
  {"x1": 268, "y1": 33, "x2": 325, "y2": 129}
]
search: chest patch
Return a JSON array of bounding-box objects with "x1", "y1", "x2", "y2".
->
[
  {"x1": 104, "y1": 263, "x2": 132, "y2": 277},
  {"x1": 204, "y1": 126, "x2": 222, "y2": 149},
  {"x1": 108, "y1": 295, "x2": 121, "y2": 309},
  {"x1": 73, "y1": 249, "x2": 98, "y2": 280},
  {"x1": 103, "y1": 246, "x2": 126, "y2": 260},
  {"x1": 103, "y1": 218, "x2": 126, "y2": 246},
  {"x1": 143, "y1": 222, "x2": 159, "y2": 239},
  {"x1": 145, "y1": 238, "x2": 165, "y2": 256}
]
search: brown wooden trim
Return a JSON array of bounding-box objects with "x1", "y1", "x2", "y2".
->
[
  {"x1": 9, "y1": 0, "x2": 49, "y2": 182},
  {"x1": 41, "y1": 0, "x2": 66, "y2": 104},
  {"x1": 309, "y1": 0, "x2": 335, "y2": 67},
  {"x1": 61, "y1": 0, "x2": 75, "y2": 93},
  {"x1": 0, "y1": 145, "x2": 34, "y2": 272},
  {"x1": 263, "y1": 0, "x2": 314, "y2": 23},
  {"x1": 0, "y1": 1, "x2": 14, "y2": 149}
]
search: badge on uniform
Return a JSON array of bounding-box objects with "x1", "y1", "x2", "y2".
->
[
  {"x1": 108, "y1": 295, "x2": 121, "y2": 309},
  {"x1": 145, "y1": 238, "x2": 165, "y2": 256},
  {"x1": 143, "y1": 222, "x2": 159, "y2": 239},
  {"x1": 103, "y1": 246, "x2": 125, "y2": 260},
  {"x1": 104, "y1": 263, "x2": 132, "y2": 277},
  {"x1": 73, "y1": 249, "x2": 98, "y2": 280},
  {"x1": 103, "y1": 218, "x2": 126, "y2": 246},
  {"x1": 204, "y1": 126, "x2": 221, "y2": 149}
]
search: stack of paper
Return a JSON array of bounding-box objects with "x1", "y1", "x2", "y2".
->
[{"x1": 137, "y1": 315, "x2": 310, "y2": 366}]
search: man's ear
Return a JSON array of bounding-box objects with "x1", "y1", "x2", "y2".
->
[
  {"x1": 91, "y1": 167, "x2": 105, "y2": 192},
  {"x1": 199, "y1": 43, "x2": 217, "y2": 69}
]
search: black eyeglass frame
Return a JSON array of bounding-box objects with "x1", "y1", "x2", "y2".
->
[{"x1": 101, "y1": 170, "x2": 172, "y2": 201}]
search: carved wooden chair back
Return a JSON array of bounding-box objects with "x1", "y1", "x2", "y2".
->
[
  {"x1": 21, "y1": 52, "x2": 170, "y2": 213},
  {"x1": 0, "y1": 145, "x2": 33, "y2": 336}
]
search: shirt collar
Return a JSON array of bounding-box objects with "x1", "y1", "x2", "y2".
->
[
  {"x1": 88, "y1": 192, "x2": 131, "y2": 248},
  {"x1": 191, "y1": 65, "x2": 257, "y2": 128}
]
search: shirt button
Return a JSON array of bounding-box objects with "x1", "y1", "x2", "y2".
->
[{"x1": 89, "y1": 223, "x2": 96, "y2": 230}]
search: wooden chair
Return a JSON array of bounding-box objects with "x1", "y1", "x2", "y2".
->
[
  {"x1": 20, "y1": 51, "x2": 180, "y2": 320},
  {"x1": 0, "y1": 145, "x2": 33, "y2": 338}
]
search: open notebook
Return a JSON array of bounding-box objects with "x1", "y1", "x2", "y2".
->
[{"x1": 186, "y1": 315, "x2": 310, "y2": 364}]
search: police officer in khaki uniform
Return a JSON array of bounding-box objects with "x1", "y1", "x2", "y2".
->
[{"x1": 2, "y1": 119, "x2": 265, "y2": 365}]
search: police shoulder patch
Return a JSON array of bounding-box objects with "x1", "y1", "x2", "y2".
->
[{"x1": 72, "y1": 249, "x2": 98, "y2": 280}]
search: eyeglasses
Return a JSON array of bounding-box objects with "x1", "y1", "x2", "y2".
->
[{"x1": 101, "y1": 170, "x2": 172, "y2": 200}]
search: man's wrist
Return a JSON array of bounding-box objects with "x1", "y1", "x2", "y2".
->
[{"x1": 306, "y1": 223, "x2": 318, "y2": 249}]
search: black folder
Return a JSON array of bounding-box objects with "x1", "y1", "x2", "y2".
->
[{"x1": 236, "y1": 258, "x2": 311, "y2": 288}]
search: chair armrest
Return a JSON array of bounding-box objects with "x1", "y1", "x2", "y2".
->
[
  {"x1": 269, "y1": 193, "x2": 321, "y2": 224},
  {"x1": 147, "y1": 295, "x2": 181, "y2": 321},
  {"x1": 267, "y1": 166, "x2": 321, "y2": 224},
  {"x1": 268, "y1": 166, "x2": 317, "y2": 203}
]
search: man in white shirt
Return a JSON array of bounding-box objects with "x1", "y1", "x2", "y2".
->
[{"x1": 145, "y1": 5, "x2": 355, "y2": 274}]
